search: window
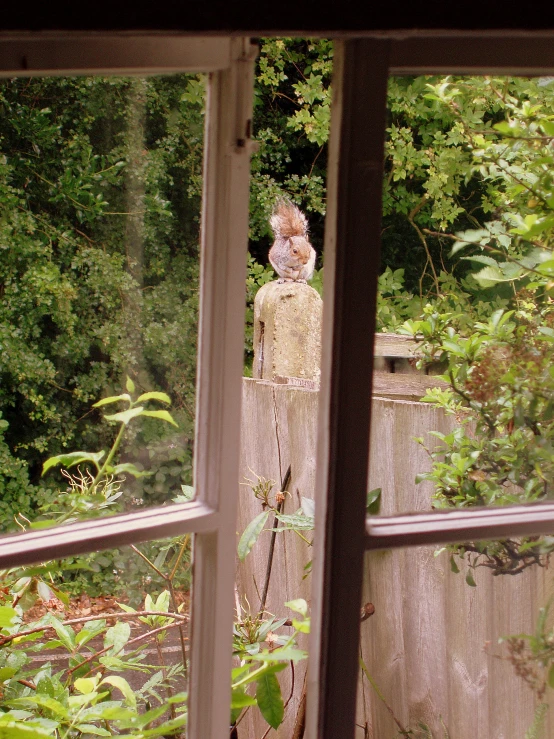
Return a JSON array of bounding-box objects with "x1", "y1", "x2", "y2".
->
[
  {"x1": 306, "y1": 35, "x2": 554, "y2": 739},
  {"x1": 2, "y1": 30, "x2": 554, "y2": 739},
  {"x1": 0, "y1": 34, "x2": 257, "y2": 739}
]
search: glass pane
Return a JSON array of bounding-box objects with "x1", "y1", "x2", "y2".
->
[
  {"x1": 0, "y1": 74, "x2": 204, "y2": 535},
  {"x1": 369, "y1": 74, "x2": 554, "y2": 570},
  {"x1": 357, "y1": 544, "x2": 554, "y2": 738},
  {"x1": 0, "y1": 535, "x2": 191, "y2": 734}
]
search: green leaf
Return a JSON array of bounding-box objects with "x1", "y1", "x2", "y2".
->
[
  {"x1": 125, "y1": 376, "x2": 135, "y2": 393},
  {"x1": 285, "y1": 598, "x2": 308, "y2": 617},
  {"x1": 538, "y1": 326, "x2": 554, "y2": 340},
  {"x1": 140, "y1": 409, "x2": 178, "y2": 427},
  {"x1": 92, "y1": 394, "x2": 131, "y2": 408},
  {"x1": 541, "y1": 120, "x2": 554, "y2": 136},
  {"x1": 464, "y1": 255, "x2": 500, "y2": 268},
  {"x1": 136, "y1": 391, "x2": 171, "y2": 404},
  {"x1": 238, "y1": 510, "x2": 270, "y2": 561},
  {"x1": 74, "y1": 726, "x2": 111, "y2": 737},
  {"x1": 472, "y1": 265, "x2": 514, "y2": 288},
  {"x1": 493, "y1": 120, "x2": 516, "y2": 135},
  {"x1": 256, "y1": 671, "x2": 284, "y2": 729},
  {"x1": 154, "y1": 589, "x2": 171, "y2": 612},
  {"x1": 42, "y1": 451, "x2": 104, "y2": 476},
  {"x1": 138, "y1": 715, "x2": 187, "y2": 737},
  {"x1": 536, "y1": 259, "x2": 554, "y2": 276},
  {"x1": 74, "y1": 678, "x2": 98, "y2": 694},
  {"x1": 49, "y1": 619, "x2": 75, "y2": 651},
  {"x1": 7, "y1": 697, "x2": 69, "y2": 719},
  {"x1": 231, "y1": 689, "x2": 258, "y2": 709},
  {"x1": 37, "y1": 581, "x2": 54, "y2": 602},
  {"x1": 292, "y1": 617, "x2": 311, "y2": 633},
  {"x1": 104, "y1": 621, "x2": 130, "y2": 655},
  {"x1": 0, "y1": 725, "x2": 53, "y2": 739},
  {"x1": 466, "y1": 571, "x2": 477, "y2": 587},
  {"x1": 233, "y1": 663, "x2": 287, "y2": 688},
  {"x1": 111, "y1": 462, "x2": 148, "y2": 478},
  {"x1": 178, "y1": 485, "x2": 195, "y2": 502},
  {"x1": 100, "y1": 675, "x2": 136, "y2": 708},
  {"x1": 104, "y1": 406, "x2": 144, "y2": 425},
  {"x1": 450, "y1": 556, "x2": 460, "y2": 574},
  {"x1": 0, "y1": 606, "x2": 18, "y2": 627},
  {"x1": 366, "y1": 488, "x2": 381, "y2": 515},
  {"x1": 441, "y1": 340, "x2": 465, "y2": 356},
  {"x1": 273, "y1": 512, "x2": 314, "y2": 530}
]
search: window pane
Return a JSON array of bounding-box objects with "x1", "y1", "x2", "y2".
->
[
  {"x1": 369, "y1": 74, "x2": 554, "y2": 569},
  {"x1": 1, "y1": 74, "x2": 204, "y2": 536},
  {"x1": 0, "y1": 535, "x2": 190, "y2": 734},
  {"x1": 357, "y1": 544, "x2": 554, "y2": 737}
]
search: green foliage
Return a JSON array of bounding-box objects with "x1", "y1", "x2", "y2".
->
[
  {"x1": 403, "y1": 301, "x2": 554, "y2": 573},
  {"x1": 0, "y1": 393, "x2": 191, "y2": 736},
  {"x1": 0, "y1": 413, "x2": 36, "y2": 522},
  {"x1": 0, "y1": 593, "x2": 188, "y2": 738},
  {"x1": 525, "y1": 703, "x2": 548, "y2": 739},
  {"x1": 231, "y1": 599, "x2": 309, "y2": 730},
  {"x1": 7, "y1": 385, "x2": 190, "y2": 604},
  {"x1": 250, "y1": 39, "x2": 331, "y2": 243},
  {"x1": 0, "y1": 74, "x2": 202, "y2": 527},
  {"x1": 394, "y1": 79, "x2": 554, "y2": 575}
]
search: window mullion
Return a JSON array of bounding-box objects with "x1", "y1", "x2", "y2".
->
[
  {"x1": 305, "y1": 38, "x2": 390, "y2": 739},
  {"x1": 187, "y1": 37, "x2": 256, "y2": 739}
]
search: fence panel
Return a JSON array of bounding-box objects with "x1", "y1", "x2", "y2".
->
[{"x1": 236, "y1": 344, "x2": 554, "y2": 738}]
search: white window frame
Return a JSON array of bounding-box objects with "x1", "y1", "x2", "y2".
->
[
  {"x1": 0, "y1": 34, "x2": 256, "y2": 739},
  {"x1": 3, "y1": 29, "x2": 554, "y2": 739}
]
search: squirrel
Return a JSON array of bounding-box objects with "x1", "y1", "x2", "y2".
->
[{"x1": 268, "y1": 199, "x2": 316, "y2": 283}]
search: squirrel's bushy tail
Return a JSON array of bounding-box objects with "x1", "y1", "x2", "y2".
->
[{"x1": 270, "y1": 199, "x2": 308, "y2": 240}]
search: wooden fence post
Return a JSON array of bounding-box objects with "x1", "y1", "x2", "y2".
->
[
  {"x1": 253, "y1": 281, "x2": 323, "y2": 383},
  {"x1": 236, "y1": 279, "x2": 322, "y2": 738}
]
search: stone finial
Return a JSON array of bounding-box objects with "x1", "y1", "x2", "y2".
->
[{"x1": 253, "y1": 281, "x2": 322, "y2": 383}]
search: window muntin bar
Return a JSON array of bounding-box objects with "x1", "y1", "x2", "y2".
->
[
  {"x1": 0, "y1": 501, "x2": 217, "y2": 568},
  {"x1": 186, "y1": 38, "x2": 257, "y2": 739},
  {"x1": 366, "y1": 504, "x2": 554, "y2": 550}
]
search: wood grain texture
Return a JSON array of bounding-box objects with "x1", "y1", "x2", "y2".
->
[
  {"x1": 373, "y1": 333, "x2": 423, "y2": 358},
  {"x1": 360, "y1": 397, "x2": 554, "y2": 738},
  {"x1": 237, "y1": 380, "x2": 554, "y2": 738},
  {"x1": 236, "y1": 380, "x2": 316, "y2": 738}
]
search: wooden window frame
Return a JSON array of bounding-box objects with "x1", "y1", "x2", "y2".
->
[
  {"x1": 3, "y1": 29, "x2": 554, "y2": 739},
  {"x1": 0, "y1": 34, "x2": 256, "y2": 739},
  {"x1": 307, "y1": 35, "x2": 554, "y2": 739}
]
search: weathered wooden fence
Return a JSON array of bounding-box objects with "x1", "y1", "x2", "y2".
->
[{"x1": 235, "y1": 283, "x2": 554, "y2": 739}]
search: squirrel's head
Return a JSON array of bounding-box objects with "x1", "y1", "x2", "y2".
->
[{"x1": 287, "y1": 235, "x2": 312, "y2": 265}]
